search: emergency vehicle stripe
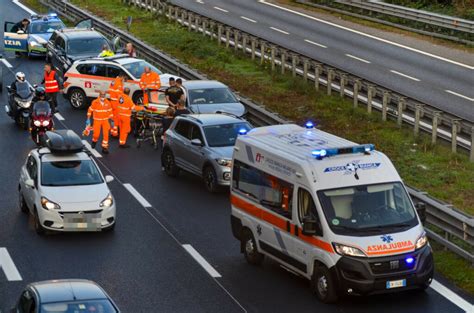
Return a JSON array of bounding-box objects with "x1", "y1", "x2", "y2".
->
[
  {"x1": 231, "y1": 194, "x2": 334, "y2": 254},
  {"x1": 366, "y1": 246, "x2": 415, "y2": 256}
]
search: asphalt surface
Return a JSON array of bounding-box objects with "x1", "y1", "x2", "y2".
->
[
  {"x1": 0, "y1": 0, "x2": 473, "y2": 312},
  {"x1": 171, "y1": 0, "x2": 474, "y2": 122}
]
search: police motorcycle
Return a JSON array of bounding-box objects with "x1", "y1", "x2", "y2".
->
[
  {"x1": 30, "y1": 87, "x2": 54, "y2": 146},
  {"x1": 6, "y1": 72, "x2": 35, "y2": 129}
]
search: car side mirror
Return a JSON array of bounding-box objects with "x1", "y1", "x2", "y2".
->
[
  {"x1": 302, "y1": 217, "x2": 322, "y2": 237},
  {"x1": 105, "y1": 175, "x2": 114, "y2": 183},
  {"x1": 191, "y1": 138, "x2": 203, "y2": 146},
  {"x1": 415, "y1": 202, "x2": 427, "y2": 224},
  {"x1": 25, "y1": 179, "x2": 35, "y2": 189}
]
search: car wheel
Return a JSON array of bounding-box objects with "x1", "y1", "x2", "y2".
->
[
  {"x1": 203, "y1": 166, "x2": 219, "y2": 193},
  {"x1": 311, "y1": 264, "x2": 338, "y2": 303},
  {"x1": 162, "y1": 150, "x2": 179, "y2": 177},
  {"x1": 69, "y1": 89, "x2": 87, "y2": 109},
  {"x1": 18, "y1": 190, "x2": 28, "y2": 213},
  {"x1": 242, "y1": 229, "x2": 264, "y2": 265},
  {"x1": 34, "y1": 208, "x2": 46, "y2": 235}
]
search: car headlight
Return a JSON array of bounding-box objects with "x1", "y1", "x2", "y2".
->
[
  {"x1": 333, "y1": 243, "x2": 367, "y2": 257},
  {"x1": 41, "y1": 197, "x2": 60, "y2": 210},
  {"x1": 42, "y1": 120, "x2": 50, "y2": 127},
  {"x1": 216, "y1": 158, "x2": 232, "y2": 167},
  {"x1": 29, "y1": 40, "x2": 40, "y2": 47},
  {"x1": 16, "y1": 99, "x2": 31, "y2": 108},
  {"x1": 100, "y1": 194, "x2": 113, "y2": 208},
  {"x1": 415, "y1": 233, "x2": 428, "y2": 250},
  {"x1": 34, "y1": 120, "x2": 41, "y2": 127}
]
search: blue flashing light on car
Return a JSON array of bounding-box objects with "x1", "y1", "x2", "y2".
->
[
  {"x1": 305, "y1": 121, "x2": 314, "y2": 129},
  {"x1": 238, "y1": 128, "x2": 248, "y2": 135},
  {"x1": 311, "y1": 144, "x2": 375, "y2": 160},
  {"x1": 406, "y1": 257, "x2": 414, "y2": 265}
]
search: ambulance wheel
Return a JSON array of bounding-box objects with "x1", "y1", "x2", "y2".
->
[
  {"x1": 311, "y1": 264, "x2": 338, "y2": 303},
  {"x1": 162, "y1": 150, "x2": 179, "y2": 177},
  {"x1": 69, "y1": 88, "x2": 87, "y2": 109},
  {"x1": 242, "y1": 229, "x2": 264, "y2": 265}
]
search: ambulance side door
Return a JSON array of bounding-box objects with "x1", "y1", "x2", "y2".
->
[
  {"x1": 78, "y1": 63, "x2": 107, "y2": 98},
  {"x1": 4, "y1": 22, "x2": 28, "y2": 52}
]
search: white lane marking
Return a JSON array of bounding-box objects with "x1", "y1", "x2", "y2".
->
[
  {"x1": 430, "y1": 279, "x2": 473, "y2": 313},
  {"x1": 240, "y1": 16, "x2": 257, "y2": 23},
  {"x1": 54, "y1": 113, "x2": 65, "y2": 121},
  {"x1": 182, "y1": 244, "x2": 222, "y2": 278},
  {"x1": 270, "y1": 26, "x2": 289, "y2": 35},
  {"x1": 12, "y1": 0, "x2": 36, "y2": 14},
  {"x1": 0, "y1": 248, "x2": 22, "y2": 281},
  {"x1": 82, "y1": 140, "x2": 102, "y2": 158},
  {"x1": 1, "y1": 59, "x2": 13, "y2": 68},
  {"x1": 213, "y1": 6, "x2": 228, "y2": 13},
  {"x1": 445, "y1": 90, "x2": 474, "y2": 102},
  {"x1": 390, "y1": 70, "x2": 420, "y2": 82},
  {"x1": 346, "y1": 53, "x2": 371, "y2": 64},
  {"x1": 304, "y1": 39, "x2": 327, "y2": 48},
  {"x1": 196, "y1": 0, "x2": 204, "y2": 3},
  {"x1": 123, "y1": 183, "x2": 152, "y2": 208},
  {"x1": 258, "y1": 0, "x2": 474, "y2": 70}
]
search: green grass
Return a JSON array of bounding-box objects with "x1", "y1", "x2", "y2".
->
[
  {"x1": 386, "y1": 0, "x2": 474, "y2": 21},
  {"x1": 22, "y1": 0, "x2": 474, "y2": 295}
]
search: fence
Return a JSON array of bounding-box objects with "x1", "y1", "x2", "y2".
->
[{"x1": 40, "y1": 0, "x2": 473, "y2": 263}]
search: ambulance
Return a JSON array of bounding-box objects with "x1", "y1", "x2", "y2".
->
[{"x1": 230, "y1": 123, "x2": 433, "y2": 303}]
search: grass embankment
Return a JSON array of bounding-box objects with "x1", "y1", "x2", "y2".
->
[
  {"x1": 23, "y1": 0, "x2": 474, "y2": 294},
  {"x1": 387, "y1": 0, "x2": 474, "y2": 21}
]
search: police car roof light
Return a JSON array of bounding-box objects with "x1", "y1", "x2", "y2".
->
[
  {"x1": 238, "y1": 128, "x2": 248, "y2": 135},
  {"x1": 311, "y1": 144, "x2": 375, "y2": 160},
  {"x1": 48, "y1": 13, "x2": 58, "y2": 17}
]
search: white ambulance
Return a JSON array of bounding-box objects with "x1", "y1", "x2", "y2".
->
[{"x1": 230, "y1": 124, "x2": 433, "y2": 303}]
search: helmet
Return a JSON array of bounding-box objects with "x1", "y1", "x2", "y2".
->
[
  {"x1": 35, "y1": 86, "x2": 46, "y2": 98},
  {"x1": 15, "y1": 72, "x2": 26, "y2": 82}
]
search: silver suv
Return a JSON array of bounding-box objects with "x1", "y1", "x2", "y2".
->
[{"x1": 161, "y1": 113, "x2": 251, "y2": 192}]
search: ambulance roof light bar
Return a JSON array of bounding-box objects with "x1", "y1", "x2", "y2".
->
[{"x1": 311, "y1": 144, "x2": 375, "y2": 160}]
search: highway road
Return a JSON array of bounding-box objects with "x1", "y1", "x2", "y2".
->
[
  {"x1": 170, "y1": 0, "x2": 474, "y2": 122},
  {"x1": 0, "y1": 0, "x2": 473, "y2": 311}
]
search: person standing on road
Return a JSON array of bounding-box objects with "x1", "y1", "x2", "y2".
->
[
  {"x1": 174, "y1": 99, "x2": 190, "y2": 117},
  {"x1": 41, "y1": 63, "x2": 63, "y2": 113},
  {"x1": 139, "y1": 66, "x2": 160, "y2": 105},
  {"x1": 175, "y1": 78, "x2": 186, "y2": 101},
  {"x1": 108, "y1": 73, "x2": 126, "y2": 137},
  {"x1": 124, "y1": 42, "x2": 137, "y2": 58},
  {"x1": 117, "y1": 87, "x2": 143, "y2": 148},
  {"x1": 87, "y1": 90, "x2": 114, "y2": 154},
  {"x1": 164, "y1": 77, "x2": 183, "y2": 108}
]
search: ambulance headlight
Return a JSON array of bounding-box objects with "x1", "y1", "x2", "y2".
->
[
  {"x1": 333, "y1": 243, "x2": 367, "y2": 257},
  {"x1": 415, "y1": 233, "x2": 428, "y2": 250},
  {"x1": 216, "y1": 158, "x2": 232, "y2": 167}
]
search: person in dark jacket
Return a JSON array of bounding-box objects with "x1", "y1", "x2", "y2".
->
[{"x1": 11, "y1": 19, "x2": 30, "y2": 33}]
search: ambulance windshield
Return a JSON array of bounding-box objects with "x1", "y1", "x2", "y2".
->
[{"x1": 317, "y1": 182, "x2": 418, "y2": 235}]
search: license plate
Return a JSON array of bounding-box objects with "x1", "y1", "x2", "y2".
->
[
  {"x1": 386, "y1": 279, "x2": 406, "y2": 289},
  {"x1": 77, "y1": 223, "x2": 88, "y2": 229}
]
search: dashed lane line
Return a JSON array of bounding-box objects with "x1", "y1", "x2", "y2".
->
[
  {"x1": 430, "y1": 279, "x2": 473, "y2": 313},
  {"x1": 304, "y1": 39, "x2": 327, "y2": 48},
  {"x1": 82, "y1": 140, "x2": 102, "y2": 158},
  {"x1": 0, "y1": 248, "x2": 22, "y2": 281},
  {"x1": 54, "y1": 113, "x2": 65, "y2": 121},
  {"x1": 390, "y1": 70, "x2": 420, "y2": 82},
  {"x1": 346, "y1": 53, "x2": 371, "y2": 64},
  {"x1": 270, "y1": 26, "x2": 289, "y2": 35},
  {"x1": 240, "y1": 16, "x2": 257, "y2": 23},
  {"x1": 1, "y1": 59, "x2": 13, "y2": 68},
  {"x1": 213, "y1": 6, "x2": 228, "y2": 13},
  {"x1": 183, "y1": 244, "x2": 222, "y2": 278},
  {"x1": 123, "y1": 183, "x2": 152, "y2": 208},
  {"x1": 445, "y1": 90, "x2": 474, "y2": 102}
]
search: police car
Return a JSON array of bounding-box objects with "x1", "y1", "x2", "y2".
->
[
  {"x1": 63, "y1": 55, "x2": 178, "y2": 109},
  {"x1": 18, "y1": 130, "x2": 117, "y2": 234},
  {"x1": 230, "y1": 123, "x2": 433, "y2": 303},
  {"x1": 4, "y1": 13, "x2": 65, "y2": 56}
]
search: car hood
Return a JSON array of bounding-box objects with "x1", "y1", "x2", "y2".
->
[
  {"x1": 190, "y1": 102, "x2": 245, "y2": 117},
  {"x1": 208, "y1": 146, "x2": 234, "y2": 159},
  {"x1": 41, "y1": 183, "x2": 109, "y2": 204},
  {"x1": 29, "y1": 33, "x2": 51, "y2": 44}
]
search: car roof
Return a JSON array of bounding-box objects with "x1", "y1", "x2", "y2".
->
[
  {"x1": 75, "y1": 55, "x2": 140, "y2": 65},
  {"x1": 31, "y1": 279, "x2": 107, "y2": 303},
  {"x1": 182, "y1": 80, "x2": 227, "y2": 89},
  {"x1": 32, "y1": 148, "x2": 92, "y2": 162},
  {"x1": 58, "y1": 29, "x2": 105, "y2": 40},
  {"x1": 178, "y1": 113, "x2": 245, "y2": 126}
]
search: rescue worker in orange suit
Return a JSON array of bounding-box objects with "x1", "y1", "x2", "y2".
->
[
  {"x1": 41, "y1": 63, "x2": 63, "y2": 113},
  {"x1": 86, "y1": 90, "x2": 114, "y2": 154},
  {"x1": 117, "y1": 87, "x2": 144, "y2": 148},
  {"x1": 139, "y1": 66, "x2": 161, "y2": 105},
  {"x1": 108, "y1": 74, "x2": 126, "y2": 137}
]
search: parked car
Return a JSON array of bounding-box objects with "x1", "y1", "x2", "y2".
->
[
  {"x1": 161, "y1": 113, "x2": 251, "y2": 192},
  {"x1": 11, "y1": 279, "x2": 120, "y2": 312}
]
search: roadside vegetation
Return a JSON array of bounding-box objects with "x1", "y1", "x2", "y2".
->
[
  {"x1": 387, "y1": 0, "x2": 474, "y2": 21},
  {"x1": 22, "y1": 0, "x2": 473, "y2": 294}
]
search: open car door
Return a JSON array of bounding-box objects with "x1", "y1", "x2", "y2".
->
[
  {"x1": 111, "y1": 35, "x2": 121, "y2": 53},
  {"x1": 75, "y1": 18, "x2": 93, "y2": 29},
  {"x1": 4, "y1": 21, "x2": 28, "y2": 53}
]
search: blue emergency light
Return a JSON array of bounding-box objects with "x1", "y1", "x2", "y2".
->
[
  {"x1": 238, "y1": 128, "x2": 248, "y2": 135},
  {"x1": 49, "y1": 13, "x2": 58, "y2": 17},
  {"x1": 311, "y1": 144, "x2": 375, "y2": 160},
  {"x1": 305, "y1": 121, "x2": 314, "y2": 129},
  {"x1": 405, "y1": 257, "x2": 414, "y2": 265}
]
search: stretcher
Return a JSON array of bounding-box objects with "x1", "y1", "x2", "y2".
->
[{"x1": 133, "y1": 109, "x2": 163, "y2": 150}]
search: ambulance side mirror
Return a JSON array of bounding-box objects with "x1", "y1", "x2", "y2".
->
[
  {"x1": 415, "y1": 202, "x2": 427, "y2": 224},
  {"x1": 302, "y1": 217, "x2": 322, "y2": 237}
]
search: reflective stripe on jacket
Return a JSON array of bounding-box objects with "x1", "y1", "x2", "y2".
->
[
  {"x1": 139, "y1": 71, "x2": 161, "y2": 90},
  {"x1": 87, "y1": 98, "x2": 113, "y2": 120},
  {"x1": 117, "y1": 94, "x2": 143, "y2": 118},
  {"x1": 108, "y1": 77, "x2": 124, "y2": 102},
  {"x1": 44, "y1": 70, "x2": 59, "y2": 93}
]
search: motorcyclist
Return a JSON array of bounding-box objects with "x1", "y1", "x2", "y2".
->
[
  {"x1": 10, "y1": 72, "x2": 26, "y2": 92},
  {"x1": 9, "y1": 72, "x2": 33, "y2": 116},
  {"x1": 32, "y1": 87, "x2": 52, "y2": 111}
]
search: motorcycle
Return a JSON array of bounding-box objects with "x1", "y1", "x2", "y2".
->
[
  {"x1": 30, "y1": 101, "x2": 54, "y2": 146},
  {"x1": 6, "y1": 81, "x2": 35, "y2": 129}
]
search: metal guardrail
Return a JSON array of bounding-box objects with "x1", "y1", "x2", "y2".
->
[
  {"x1": 40, "y1": 0, "x2": 473, "y2": 263},
  {"x1": 298, "y1": 0, "x2": 474, "y2": 45}
]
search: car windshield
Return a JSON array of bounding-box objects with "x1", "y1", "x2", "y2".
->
[
  {"x1": 203, "y1": 122, "x2": 251, "y2": 147},
  {"x1": 41, "y1": 299, "x2": 117, "y2": 313},
  {"x1": 41, "y1": 160, "x2": 103, "y2": 186},
  {"x1": 68, "y1": 38, "x2": 108, "y2": 55},
  {"x1": 30, "y1": 21, "x2": 64, "y2": 34},
  {"x1": 122, "y1": 60, "x2": 162, "y2": 78},
  {"x1": 317, "y1": 182, "x2": 418, "y2": 235},
  {"x1": 188, "y1": 87, "x2": 238, "y2": 105}
]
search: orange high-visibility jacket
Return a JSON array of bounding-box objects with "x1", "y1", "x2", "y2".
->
[
  {"x1": 117, "y1": 94, "x2": 143, "y2": 118},
  {"x1": 44, "y1": 70, "x2": 59, "y2": 93},
  {"x1": 108, "y1": 77, "x2": 124, "y2": 102},
  {"x1": 87, "y1": 98, "x2": 113, "y2": 121},
  {"x1": 139, "y1": 71, "x2": 161, "y2": 90}
]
